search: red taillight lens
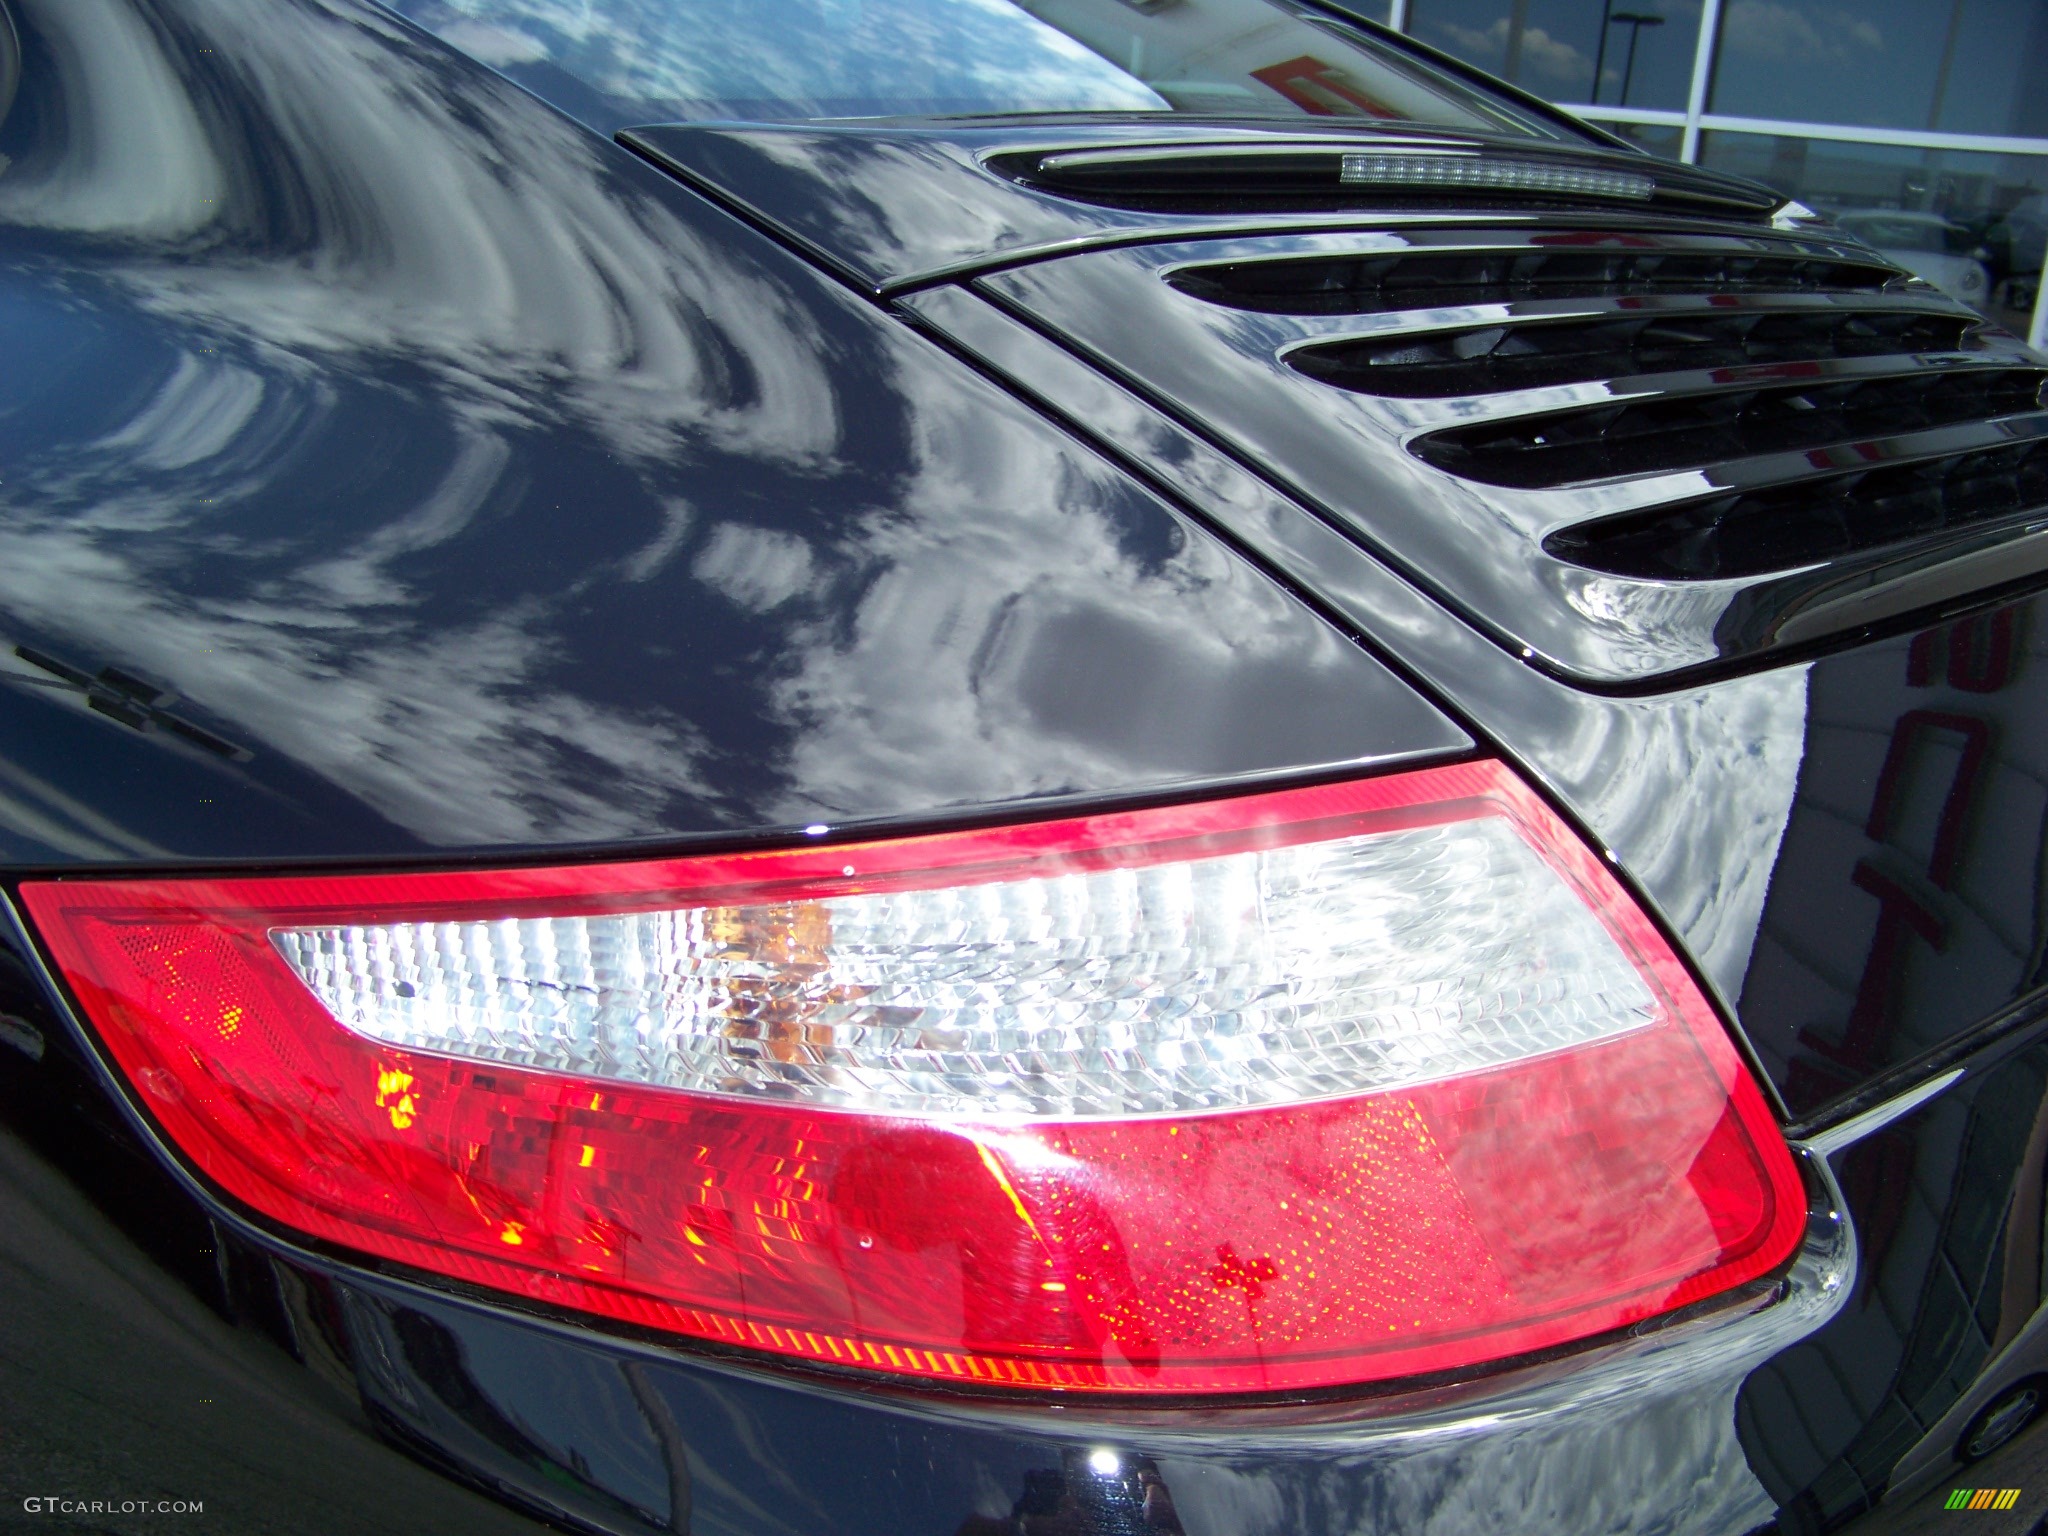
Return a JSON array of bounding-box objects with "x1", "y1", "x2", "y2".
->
[{"x1": 21, "y1": 761, "x2": 1803, "y2": 1394}]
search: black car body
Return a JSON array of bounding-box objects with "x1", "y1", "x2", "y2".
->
[{"x1": 4, "y1": 3, "x2": 2048, "y2": 1533}]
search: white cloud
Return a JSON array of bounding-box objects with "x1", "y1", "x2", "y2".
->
[
  {"x1": 1721, "y1": 1, "x2": 1882, "y2": 64},
  {"x1": 0, "y1": 0, "x2": 228, "y2": 237},
  {"x1": 425, "y1": 0, "x2": 1164, "y2": 115},
  {"x1": 1518, "y1": 25, "x2": 1596, "y2": 86},
  {"x1": 691, "y1": 523, "x2": 817, "y2": 613},
  {"x1": 1428, "y1": 18, "x2": 1592, "y2": 87},
  {"x1": 436, "y1": 20, "x2": 551, "y2": 67},
  {"x1": 92, "y1": 354, "x2": 267, "y2": 472},
  {"x1": 1430, "y1": 16, "x2": 1509, "y2": 65}
]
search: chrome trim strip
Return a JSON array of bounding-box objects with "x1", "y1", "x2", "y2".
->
[
  {"x1": 881, "y1": 212, "x2": 1847, "y2": 297},
  {"x1": 1156, "y1": 224, "x2": 1886, "y2": 268},
  {"x1": 1798, "y1": 1069, "x2": 1966, "y2": 1157},
  {"x1": 1269, "y1": 287, "x2": 1977, "y2": 347}
]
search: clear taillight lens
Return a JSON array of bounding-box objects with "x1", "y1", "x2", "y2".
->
[{"x1": 21, "y1": 761, "x2": 1804, "y2": 1394}]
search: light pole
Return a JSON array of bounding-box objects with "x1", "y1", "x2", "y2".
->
[
  {"x1": 1609, "y1": 11, "x2": 1666, "y2": 108},
  {"x1": 1590, "y1": 0, "x2": 1615, "y2": 105}
]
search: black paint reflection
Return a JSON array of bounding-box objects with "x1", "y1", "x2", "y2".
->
[
  {"x1": 1740, "y1": 1036, "x2": 2048, "y2": 1532},
  {"x1": 956, "y1": 1448, "x2": 1185, "y2": 1536},
  {"x1": 0, "y1": 0, "x2": 1457, "y2": 866},
  {"x1": 351, "y1": 1300, "x2": 684, "y2": 1534},
  {"x1": 1737, "y1": 599, "x2": 2048, "y2": 1121}
]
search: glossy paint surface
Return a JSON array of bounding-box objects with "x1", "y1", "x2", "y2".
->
[
  {"x1": 1745, "y1": 1029, "x2": 2048, "y2": 1533},
  {"x1": 6, "y1": 0, "x2": 2030, "y2": 1122},
  {"x1": 0, "y1": 0, "x2": 1461, "y2": 870},
  {"x1": 7, "y1": 1, "x2": 2048, "y2": 1533},
  {"x1": 1735, "y1": 610, "x2": 2048, "y2": 1122}
]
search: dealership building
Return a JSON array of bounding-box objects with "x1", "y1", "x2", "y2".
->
[{"x1": 1368, "y1": 0, "x2": 2048, "y2": 344}]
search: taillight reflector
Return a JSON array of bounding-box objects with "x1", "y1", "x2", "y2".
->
[{"x1": 20, "y1": 761, "x2": 1804, "y2": 1394}]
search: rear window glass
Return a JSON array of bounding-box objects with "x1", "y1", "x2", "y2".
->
[{"x1": 379, "y1": 0, "x2": 1578, "y2": 140}]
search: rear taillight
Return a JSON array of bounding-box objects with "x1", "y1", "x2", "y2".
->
[{"x1": 21, "y1": 761, "x2": 1803, "y2": 1394}]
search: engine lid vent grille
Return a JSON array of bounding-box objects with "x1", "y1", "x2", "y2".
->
[
  {"x1": 969, "y1": 223, "x2": 2048, "y2": 680},
  {"x1": 1205, "y1": 229, "x2": 2048, "y2": 593}
]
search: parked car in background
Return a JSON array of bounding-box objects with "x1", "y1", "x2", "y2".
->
[
  {"x1": 6, "y1": 3, "x2": 2048, "y2": 1534},
  {"x1": 1833, "y1": 208, "x2": 1995, "y2": 307},
  {"x1": 1986, "y1": 191, "x2": 2048, "y2": 312}
]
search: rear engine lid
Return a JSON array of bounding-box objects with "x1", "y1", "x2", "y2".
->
[{"x1": 627, "y1": 119, "x2": 2048, "y2": 686}]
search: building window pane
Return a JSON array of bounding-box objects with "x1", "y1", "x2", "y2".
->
[
  {"x1": 1582, "y1": 118, "x2": 1685, "y2": 159},
  {"x1": 1697, "y1": 131, "x2": 2048, "y2": 329},
  {"x1": 1403, "y1": 1, "x2": 1703, "y2": 111},
  {"x1": 1709, "y1": 1, "x2": 2048, "y2": 138}
]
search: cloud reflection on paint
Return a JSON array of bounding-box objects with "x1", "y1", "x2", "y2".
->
[{"x1": 0, "y1": 0, "x2": 1434, "y2": 857}]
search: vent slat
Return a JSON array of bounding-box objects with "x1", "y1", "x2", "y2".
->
[
  {"x1": 1291, "y1": 305, "x2": 1982, "y2": 398},
  {"x1": 1417, "y1": 368, "x2": 2048, "y2": 487},
  {"x1": 1171, "y1": 245, "x2": 1904, "y2": 316},
  {"x1": 1544, "y1": 435, "x2": 2048, "y2": 580}
]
